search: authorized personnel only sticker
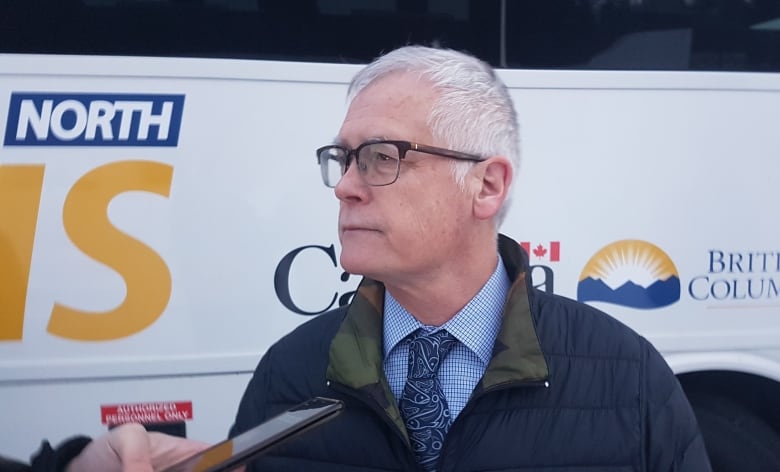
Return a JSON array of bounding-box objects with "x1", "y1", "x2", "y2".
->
[{"x1": 100, "y1": 401, "x2": 193, "y2": 426}]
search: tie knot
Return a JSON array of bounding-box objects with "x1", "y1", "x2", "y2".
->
[{"x1": 407, "y1": 329, "x2": 457, "y2": 380}]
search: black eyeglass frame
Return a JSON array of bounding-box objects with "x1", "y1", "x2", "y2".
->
[{"x1": 316, "y1": 139, "x2": 484, "y2": 187}]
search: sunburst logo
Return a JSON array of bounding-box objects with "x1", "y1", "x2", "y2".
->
[{"x1": 577, "y1": 240, "x2": 680, "y2": 309}]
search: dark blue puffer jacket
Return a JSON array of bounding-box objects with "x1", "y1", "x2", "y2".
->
[{"x1": 229, "y1": 234, "x2": 712, "y2": 472}]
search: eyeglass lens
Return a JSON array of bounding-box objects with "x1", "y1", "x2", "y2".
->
[{"x1": 320, "y1": 142, "x2": 401, "y2": 187}]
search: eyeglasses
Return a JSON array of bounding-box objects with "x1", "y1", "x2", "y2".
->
[{"x1": 316, "y1": 140, "x2": 483, "y2": 187}]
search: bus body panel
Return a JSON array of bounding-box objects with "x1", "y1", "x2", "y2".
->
[{"x1": 0, "y1": 54, "x2": 778, "y2": 461}]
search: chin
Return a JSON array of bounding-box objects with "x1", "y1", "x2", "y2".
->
[
  {"x1": 339, "y1": 231, "x2": 394, "y2": 277},
  {"x1": 339, "y1": 255, "x2": 367, "y2": 277},
  {"x1": 339, "y1": 249, "x2": 379, "y2": 279}
]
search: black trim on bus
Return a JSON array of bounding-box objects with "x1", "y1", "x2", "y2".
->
[{"x1": 1, "y1": 0, "x2": 778, "y2": 72}]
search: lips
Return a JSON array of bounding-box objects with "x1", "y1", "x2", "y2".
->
[
  {"x1": 339, "y1": 221, "x2": 384, "y2": 235},
  {"x1": 341, "y1": 226, "x2": 378, "y2": 233}
]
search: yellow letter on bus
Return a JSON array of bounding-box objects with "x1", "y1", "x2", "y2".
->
[
  {"x1": 0, "y1": 165, "x2": 45, "y2": 341},
  {"x1": 48, "y1": 160, "x2": 173, "y2": 341}
]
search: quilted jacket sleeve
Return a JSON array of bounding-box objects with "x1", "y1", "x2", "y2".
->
[
  {"x1": 28, "y1": 436, "x2": 93, "y2": 472},
  {"x1": 642, "y1": 339, "x2": 712, "y2": 472},
  {"x1": 228, "y1": 348, "x2": 274, "y2": 440}
]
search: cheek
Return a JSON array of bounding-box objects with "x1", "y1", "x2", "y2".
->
[
  {"x1": 408, "y1": 194, "x2": 464, "y2": 238},
  {"x1": 388, "y1": 170, "x2": 469, "y2": 239},
  {"x1": 378, "y1": 198, "x2": 430, "y2": 247}
]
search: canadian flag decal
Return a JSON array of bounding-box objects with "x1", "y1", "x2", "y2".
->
[{"x1": 520, "y1": 241, "x2": 560, "y2": 262}]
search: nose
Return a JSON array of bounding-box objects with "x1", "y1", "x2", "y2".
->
[{"x1": 334, "y1": 156, "x2": 368, "y2": 203}]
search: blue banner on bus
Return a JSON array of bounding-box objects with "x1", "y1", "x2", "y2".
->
[{"x1": 4, "y1": 93, "x2": 185, "y2": 146}]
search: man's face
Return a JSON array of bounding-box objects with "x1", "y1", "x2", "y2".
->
[{"x1": 334, "y1": 73, "x2": 476, "y2": 286}]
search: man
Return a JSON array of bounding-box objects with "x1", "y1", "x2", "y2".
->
[{"x1": 31, "y1": 45, "x2": 711, "y2": 471}]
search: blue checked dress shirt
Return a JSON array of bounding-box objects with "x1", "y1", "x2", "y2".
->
[{"x1": 383, "y1": 255, "x2": 510, "y2": 420}]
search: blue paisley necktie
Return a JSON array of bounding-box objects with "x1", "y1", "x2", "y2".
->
[{"x1": 399, "y1": 329, "x2": 458, "y2": 471}]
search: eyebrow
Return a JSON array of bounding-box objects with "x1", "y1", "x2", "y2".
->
[{"x1": 332, "y1": 136, "x2": 390, "y2": 147}]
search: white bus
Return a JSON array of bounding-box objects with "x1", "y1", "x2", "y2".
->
[{"x1": 1, "y1": 1, "x2": 779, "y2": 470}]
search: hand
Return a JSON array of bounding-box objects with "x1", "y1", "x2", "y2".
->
[{"x1": 66, "y1": 423, "x2": 210, "y2": 472}]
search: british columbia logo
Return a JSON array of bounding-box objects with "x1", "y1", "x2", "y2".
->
[{"x1": 577, "y1": 240, "x2": 681, "y2": 309}]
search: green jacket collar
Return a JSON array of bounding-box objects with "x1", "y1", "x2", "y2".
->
[{"x1": 326, "y1": 234, "x2": 549, "y2": 437}]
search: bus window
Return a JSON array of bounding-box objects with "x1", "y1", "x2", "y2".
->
[
  {"x1": 0, "y1": 0, "x2": 501, "y2": 65},
  {"x1": 504, "y1": 0, "x2": 780, "y2": 72}
]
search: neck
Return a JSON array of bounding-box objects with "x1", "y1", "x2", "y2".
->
[{"x1": 383, "y1": 234, "x2": 499, "y2": 326}]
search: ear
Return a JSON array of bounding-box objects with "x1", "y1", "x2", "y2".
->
[{"x1": 472, "y1": 156, "x2": 512, "y2": 221}]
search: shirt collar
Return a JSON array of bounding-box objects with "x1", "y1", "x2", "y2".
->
[{"x1": 383, "y1": 255, "x2": 511, "y2": 365}]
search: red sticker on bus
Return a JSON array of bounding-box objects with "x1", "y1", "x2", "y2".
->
[{"x1": 101, "y1": 401, "x2": 193, "y2": 426}]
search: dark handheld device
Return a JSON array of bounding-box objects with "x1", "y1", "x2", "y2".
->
[{"x1": 162, "y1": 397, "x2": 343, "y2": 472}]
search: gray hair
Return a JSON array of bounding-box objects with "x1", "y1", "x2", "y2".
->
[{"x1": 346, "y1": 45, "x2": 520, "y2": 227}]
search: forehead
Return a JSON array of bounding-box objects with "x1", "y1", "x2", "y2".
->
[{"x1": 337, "y1": 72, "x2": 437, "y2": 147}]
